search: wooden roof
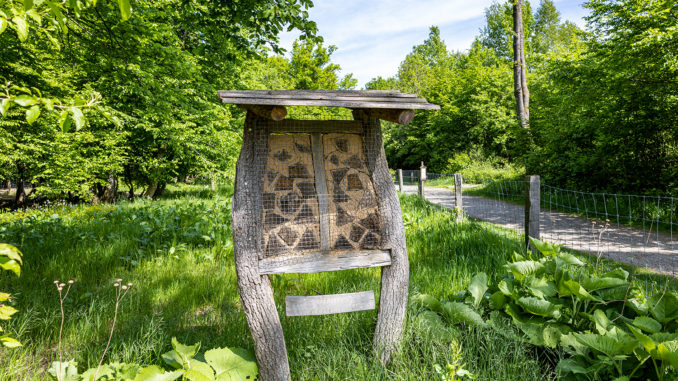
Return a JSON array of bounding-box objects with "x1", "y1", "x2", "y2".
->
[{"x1": 217, "y1": 90, "x2": 440, "y2": 110}]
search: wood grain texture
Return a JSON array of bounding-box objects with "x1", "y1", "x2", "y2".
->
[
  {"x1": 220, "y1": 97, "x2": 440, "y2": 110},
  {"x1": 219, "y1": 89, "x2": 418, "y2": 98},
  {"x1": 286, "y1": 291, "x2": 375, "y2": 316},
  {"x1": 354, "y1": 110, "x2": 409, "y2": 365},
  {"x1": 259, "y1": 250, "x2": 391, "y2": 274},
  {"x1": 525, "y1": 175, "x2": 540, "y2": 251},
  {"x1": 454, "y1": 173, "x2": 463, "y2": 222},
  {"x1": 263, "y1": 119, "x2": 363, "y2": 134},
  {"x1": 311, "y1": 133, "x2": 331, "y2": 250},
  {"x1": 232, "y1": 113, "x2": 290, "y2": 381},
  {"x1": 238, "y1": 105, "x2": 287, "y2": 121},
  {"x1": 397, "y1": 169, "x2": 403, "y2": 193},
  {"x1": 366, "y1": 109, "x2": 415, "y2": 125}
]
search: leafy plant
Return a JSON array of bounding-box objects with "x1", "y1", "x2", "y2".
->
[
  {"x1": 412, "y1": 238, "x2": 678, "y2": 380},
  {"x1": 0, "y1": 243, "x2": 22, "y2": 348}
]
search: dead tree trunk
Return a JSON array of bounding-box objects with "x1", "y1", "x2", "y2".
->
[
  {"x1": 513, "y1": 0, "x2": 530, "y2": 129},
  {"x1": 101, "y1": 172, "x2": 118, "y2": 203}
]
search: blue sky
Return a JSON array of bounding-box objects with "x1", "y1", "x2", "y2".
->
[{"x1": 277, "y1": 0, "x2": 590, "y2": 87}]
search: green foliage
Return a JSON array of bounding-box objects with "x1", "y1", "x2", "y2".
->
[
  {"x1": 45, "y1": 338, "x2": 256, "y2": 380},
  {"x1": 0, "y1": 243, "x2": 22, "y2": 348},
  {"x1": 413, "y1": 237, "x2": 678, "y2": 380}
]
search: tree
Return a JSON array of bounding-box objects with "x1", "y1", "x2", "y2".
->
[{"x1": 513, "y1": 0, "x2": 530, "y2": 129}]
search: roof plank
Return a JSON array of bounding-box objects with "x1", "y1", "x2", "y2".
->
[{"x1": 222, "y1": 97, "x2": 439, "y2": 110}]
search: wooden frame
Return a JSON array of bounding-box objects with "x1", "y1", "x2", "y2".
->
[{"x1": 230, "y1": 91, "x2": 426, "y2": 381}]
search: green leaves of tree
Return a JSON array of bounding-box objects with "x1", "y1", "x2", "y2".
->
[
  {"x1": 118, "y1": 0, "x2": 131, "y2": 21},
  {"x1": 0, "y1": 243, "x2": 22, "y2": 348}
]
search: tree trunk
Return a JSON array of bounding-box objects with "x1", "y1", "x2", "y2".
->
[
  {"x1": 513, "y1": 0, "x2": 530, "y2": 129},
  {"x1": 14, "y1": 165, "x2": 26, "y2": 207},
  {"x1": 101, "y1": 172, "x2": 118, "y2": 203},
  {"x1": 143, "y1": 181, "x2": 158, "y2": 198},
  {"x1": 209, "y1": 171, "x2": 216, "y2": 191}
]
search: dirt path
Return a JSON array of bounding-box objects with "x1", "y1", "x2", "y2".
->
[{"x1": 402, "y1": 185, "x2": 678, "y2": 275}]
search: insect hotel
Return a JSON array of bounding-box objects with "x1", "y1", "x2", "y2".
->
[{"x1": 219, "y1": 90, "x2": 439, "y2": 380}]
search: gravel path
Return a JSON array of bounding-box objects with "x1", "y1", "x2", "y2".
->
[{"x1": 402, "y1": 185, "x2": 678, "y2": 275}]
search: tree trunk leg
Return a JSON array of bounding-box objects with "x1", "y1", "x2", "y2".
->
[
  {"x1": 356, "y1": 111, "x2": 409, "y2": 365},
  {"x1": 233, "y1": 113, "x2": 290, "y2": 381}
]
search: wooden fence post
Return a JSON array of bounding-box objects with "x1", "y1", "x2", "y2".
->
[
  {"x1": 397, "y1": 169, "x2": 403, "y2": 192},
  {"x1": 525, "y1": 175, "x2": 540, "y2": 252},
  {"x1": 454, "y1": 173, "x2": 463, "y2": 221},
  {"x1": 418, "y1": 162, "x2": 426, "y2": 198}
]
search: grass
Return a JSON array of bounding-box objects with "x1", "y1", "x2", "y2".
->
[{"x1": 0, "y1": 183, "x2": 623, "y2": 379}]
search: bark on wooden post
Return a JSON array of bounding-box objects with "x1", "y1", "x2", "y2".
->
[
  {"x1": 233, "y1": 113, "x2": 291, "y2": 381},
  {"x1": 397, "y1": 169, "x2": 404, "y2": 192},
  {"x1": 418, "y1": 162, "x2": 426, "y2": 198},
  {"x1": 525, "y1": 175, "x2": 540, "y2": 252},
  {"x1": 356, "y1": 110, "x2": 409, "y2": 365},
  {"x1": 454, "y1": 173, "x2": 463, "y2": 221}
]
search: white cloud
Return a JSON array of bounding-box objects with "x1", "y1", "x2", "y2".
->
[{"x1": 277, "y1": 0, "x2": 587, "y2": 87}]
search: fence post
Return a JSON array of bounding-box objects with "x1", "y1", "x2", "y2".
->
[
  {"x1": 397, "y1": 169, "x2": 403, "y2": 193},
  {"x1": 525, "y1": 175, "x2": 540, "y2": 251},
  {"x1": 454, "y1": 173, "x2": 463, "y2": 221},
  {"x1": 418, "y1": 162, "x2": 426, "y2": 198}
]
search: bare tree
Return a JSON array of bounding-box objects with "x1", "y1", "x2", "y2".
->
[{"x1": 513, "y1": 0, "x2": 530, "y2": 128}]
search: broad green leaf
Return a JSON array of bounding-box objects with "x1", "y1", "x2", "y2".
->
[
  {"x1": 118, "y1": 0, "x2": 131, "y2": 20},
  {"x1": 81, "y1": 364, "x2": 114, "y2": 380},
  {"x1": 650, "y1": 332, "x2": 678, "y2": 343},
  {"x1": 468, "y1": 272, "x2": 488, "y2": 308},
  {"x1": 563, "y1": 280, "x2": 600, "y2": 301},
  {"x1": 134, "y1": 365, "x2": 183, "y2": 381},
  {"x1": 0, "y1": 18, "x2": 7, "y2": 35},
  {"x1": 441, "y1": 301, "x2": 487, "y2": 328},
  {"x1": 205, "y1": 347, "x2": 259, "y2": 381},
  {"x1": 627, "y1": 324, "x2": 656, "y2": 352},
  {"x1": 591, "y1": 309, "x2": 611, "y2": 334},
  {"x1": 12, "y1": 16, "x2": 29, "y2": 41},
  {"x1": 648, "y1": 292, "x2": 678, "y2": 323},
  {"x1": 171, "y1": 337, "x2": 199, "y2": 358},
  {"x1": 26, "y1": 105, "x2": 40, "y2": 124},
  {"x1": 574, "y1": 333, "x2": 634, "y2": 357},
  {"x1": 488, "y1": 291, "x2": 506, "y2": 310},
  {"x1": 71, "y1": 107, "x2": 85, "y2": 130},
  {"x1": 409, "y1": 294, "x2": 442, "y2": 313},
  {"x1": 0, "y1": 244, "x2": 22, "y2": 264},
  {"x1": 516, "y1": 296, "x2": 561, "y2": 319},
  {"x1": 13, "y1": 95, "x2": 36, "y2": 107},
  {"x1": 602, "y1": 268, "x2": 629, "y2": 281},
  {"x1": 595, "y1": 285, "x2": 629, "y2": 302},
  {"x1": 556, "y1": 252, "x2": 584, "y2": 266},
  {"x1": 581, "y1": 277, "x2": 628, "y2": 291},
  {"x1": 529, "y1": 237, "x2": 562, "y2": 256},
  {"x1": 24, "y1": 0, "x2": 34, "y2": 10},
  {"x1": 632, "y1": 316, "x2": 661, "y2": 333},
  {"x1": 498, "y1": 279, "x2": 515, "y2": 296},
  {"x1": 556, "y1": 358, "x2": 589, "y2": 375},
  {"x1": 528, "y1": 277, "x2": 557, "y2": 298},
  {"x1": 627, "y1": 299, "x2": 649, "y2": 315},
  {"x1": 0, "y1": 98, "x2": 9, "y2": 115},
  {"x1": 0, "y1": 305, "x2": 18, "y2": 320},
  {"x1": 0, "y1": 334, "x2": 22, "y2": 348},
  {"x1": 58, "y1": 110, "x2": 71, "y2": 132},
  {"x1": 514, "y1": 320, "x2": 545, "y2": 346},
  {"x1": 0, "y1": 257, "x2": 21, "y2": 276},
  {"x1": 542, "y1": 324, "x2": 562, "y2": 348},
  {"x1": 0, "y1": 293, "x2": 9, "y2": 302},
  {"x1": 184, "y1": 361, "x2": 213, "y2": 381},
  {"x1": 507, "y1": 260, "x2": 544, "y2": 281},
  {"x1": 48, "y1": 361, "x2": 79, "y2": 381},
  {"x1": 654, "y1": 343, "x2": 678, "y2": 369}
]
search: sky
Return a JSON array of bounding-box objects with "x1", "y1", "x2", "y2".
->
[{"x1": 277, "y1": 0, "x2": 590, "y2": 87}]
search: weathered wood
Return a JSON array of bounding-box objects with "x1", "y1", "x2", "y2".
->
[
  {"x1": 259, "y1": 250, "x2": 391, "y2": 274},
  {"x1": 311, "y1": 133, "x2": 331, "y2": 251},
  {"x1": 397, "y1": 169, "x2": 403, "y2": 193},
  {"x1": 220, "y1": 97, "x2": 440, "y2": 110},
  {"x1": 366, "y1": 109, "x2": 415, "y2": 125},
  {"x1": 525, "y1": 175, "x2": 540, "y2": 251},
  {"x1": 262, "y1": 119, "x2": 363, "y2": 134},
  {"x1": 238, "y1": 104, "x2": 287, "y2": 121},
  {"x1": 233, "y1": 112, "x2": 290, "y2": 381},
  {"x1": 286, "y1": 291, "x2": 375, "y2": 316},
  {"x1": 219, "y1": 89, "x2": 419, "y2": 98},
  {"x1": 355, "y1": 110, "x2": 409, "y2": 365},
  {"x1": 513, "y1": 0, "x2": 530, "y2": 128},
  {"x1": 454, "y1": 173, "x2": 463, "y2": 221},
  {"x1": 232, "y1": 94, "x2": 426, "y2": 103},
  {"x1": 418, "y1": 162, "x2": 426, "y2": 198}
]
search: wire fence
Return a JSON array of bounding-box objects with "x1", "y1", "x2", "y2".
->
[{"x1": 397, "y1": 171, "x2": 678, "y2": 277}]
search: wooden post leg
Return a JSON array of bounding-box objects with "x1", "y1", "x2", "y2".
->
[
  {"x1": 356, "y1": 111, "x2": 409, "y2": 365},
  {"x1": 397, "y1": 169, "x2": 403, "y2": 193},
  {"x1": 454, "y1": 173, "x2": 463, "y2": 222},
  {"x1": 233, "y1": 113, "x2": 290, "y2": 381},
  {"x1": 525, "y1": 175, "x2": 540, "y2": 252}
]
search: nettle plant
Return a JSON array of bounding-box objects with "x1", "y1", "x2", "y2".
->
[
  {"x1": 412, "y1": 238, "x2": 678, "y2": 380},
  {"x1": 0, "y1": 243, "x2": 22, "y2": 348}
]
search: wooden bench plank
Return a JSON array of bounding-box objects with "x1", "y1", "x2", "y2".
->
[
  {"x1": 286, "y1": 291, "x2": 375, "y2": 316},
  {"x1": 259, "y1": 250, "x2": 391, "y2": 274}
]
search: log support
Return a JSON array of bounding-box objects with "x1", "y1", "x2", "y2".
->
[
  {"x1": 238, "y1": 104, "x2": 287, "y2": 121},
  {"x1": 362, "y1": 108, "x2": 415, "y2": 125}
]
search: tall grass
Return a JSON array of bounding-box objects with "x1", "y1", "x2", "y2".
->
[{"x1": 0, "y1": 184, "x2": 553, "y2": 379}]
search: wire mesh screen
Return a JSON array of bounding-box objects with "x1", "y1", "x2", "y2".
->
[{"x1": 256, "y1": 113, "x2": 383, "y2": 259}]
